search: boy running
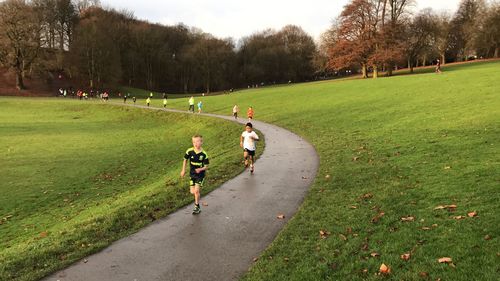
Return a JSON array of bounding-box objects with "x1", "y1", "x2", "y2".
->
[
  {"x1": 146, "y1": 97, "x2": 151, "y2": 107},
  {"x1": 181, "y1": 135, "x2": 209, "y2": 214},
  {"x1": 240, "y1": 122, "x2": 259, "y2": 174},
  {"x1": 247, "y1": 106, "x2": 254, "y2": 122},
  {"x1": 163, "y1": 97, "x2": 167, "y2": 108},
  {"x1": 133, "y1": 96, "x2": 137, "y2": 104}
]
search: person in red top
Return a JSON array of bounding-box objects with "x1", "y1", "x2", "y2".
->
[{"x1": 247, "y1": 106, "x2": 254, "y2": 122}]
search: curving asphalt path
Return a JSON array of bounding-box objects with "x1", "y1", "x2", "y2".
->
[{"x1": 44, "y1": 104, "x2": 319, "y2": 281}]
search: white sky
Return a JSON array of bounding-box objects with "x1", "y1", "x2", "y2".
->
[{"x1": 102, "y1": 0, "x2": 461, "y2": 41}]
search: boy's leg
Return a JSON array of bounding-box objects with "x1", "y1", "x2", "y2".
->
[
  {"x1": 192, "y1": 179, "x2": 202, "y2": 214},
  {"x1": 243, "y1": 150, "x2": 249, "y2": 167},
  {"x1": 249, "y1": 152, "x2": 255, "y2": 173},
  {"x1": 193, "y1": 185, "x2": 200, "y2": 205}
]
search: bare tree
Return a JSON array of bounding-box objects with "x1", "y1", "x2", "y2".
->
[{"x1": 0, "y1": 0, "x2": 43, "y2": 90}]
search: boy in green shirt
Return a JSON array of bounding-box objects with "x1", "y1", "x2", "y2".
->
[{"x1": 181, "y1": 135, "x2": 209, "y2": 214}]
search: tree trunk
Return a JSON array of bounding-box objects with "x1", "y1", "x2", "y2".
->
[
  {"x1": 495, "y1": 46, "x2": 499, "y2": 58},
  {"x1": 16, "y1": 70, "x2": 25, "y2": 90},
  {"x1": 361, "y1": 63, "x2": 367, "y2": 78},
  {"x1": 386, "y1": 65, "x2": 393, "y2": 76},
  {"x1": 408, "y1": 59, "x2": 414, "y2": 73},
  {"x1": 423, "y1": 55, "x2": 427, "y2": 67},
  {"x1": 441, "y1": 53, "x2": 446, "y2": 65},
  {"x1": 373, "y1": 65, "x2": 378, "y2": 79}
]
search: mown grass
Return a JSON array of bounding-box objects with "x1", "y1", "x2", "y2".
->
[
  {"x1": 154, "y1": 61, "x2": 500, "y2": 280},
  {"x1": 0, "y1": 98, "x2": 253, "y2": 281}
]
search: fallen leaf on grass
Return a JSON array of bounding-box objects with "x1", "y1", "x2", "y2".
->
[
  {"x1": 421, "y1": 226, "x2": 431, "y2": 230},
  {"x1": 484, "y1": 235, "x2": 491, "y2": 240},
  {"x1": 253, "y1": 257, "x2": 259, "y2": 262},
  {"x1": 379, "y1": 263, "x2": 391, "y2": 274},
  {"x1": 361, "y1": 193, "x2": 373, "y2": 199},
  {"x1": 276, "y1": 214, "x2": 285, "y2": 219},
  {"x1": 453, "y1": 215, "x2": 466, "y2": 220},
  {"x1": 40, "y1": 231, "x2": 48, "y2": 238},
  {"x1": 319, "y1": 230, "x2": 330, "y2": 239},
  {"x1": 370, "y1": 252, "x2": 380, "y2": 257},
  {"x1": 444, "y1": 166, "x2": 451, "y2": 170},
  {"x1": 352, "y1": 156, "x2": 359, "y2": 161},
  {"x1": 400, "y1": 253, "x2": 411, "y2": 261},
  {"x1": 401, "y1": 216, "x2": 415, "y2": 222},
  {"x1": 325, "y1": 175, "x2": 331, "y2": 179},
  {"x1": 339, "y1": 234, "x2": 348, "y2": 241},
  {"x1": 371, "y1": 212, "x2": 385, "y2": 223},
  {"x1": 350, "y1": 205, "x2": 358, "y2": 209},
  {"x1": 434, "y1": 204, "x2": 457, "y2": 210},
  {"x1": 467, "y1": 211, "x2": 477, "y2": 217},
  {"x1": 418, "y1": 272, "x2": 429, "y2": 278},
  {"x1": 438, "y1": 257, "x2": 452, "y2": 263}
]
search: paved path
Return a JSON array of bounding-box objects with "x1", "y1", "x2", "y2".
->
[{"x1": 44, "y1": 104, "x2": 319, "y2": 281}]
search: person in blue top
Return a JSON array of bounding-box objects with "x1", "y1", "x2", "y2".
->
[{"x1": 197, "y1": 100, "x2": 203, "y2": 113}]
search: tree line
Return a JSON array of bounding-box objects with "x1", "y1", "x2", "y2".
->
[
  {"x1": 0, "y1": 0, "x2": 499, "y2": 92},
  {"x1": 318, "y1": 0, "x2": 500, "y2": 78}
]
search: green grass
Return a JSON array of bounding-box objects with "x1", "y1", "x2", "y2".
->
[
  {"x1": 151, "y1": 61, "x2": 499, "y2": 280},
  {"x1": 0, "y1": 98, "x2": 258, "y2": 281}
]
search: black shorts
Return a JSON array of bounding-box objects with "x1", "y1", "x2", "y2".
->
[
  {"x1": 190, "y1": 177, "x2": 205, "y2": 187},
  {"x1": 244, "y1": 148, "x2": 255, "y2": 156}
]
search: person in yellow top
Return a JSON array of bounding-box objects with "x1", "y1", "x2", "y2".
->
[
  {"x1": 163, "y1": 98, "x2": 167, "y2": 108},
  {"x1": 146, "y1": 97, "x2": 151, "y2": 107},
  {"x1": 188, "y1": 96, "x2": 195, "y2": 113}
]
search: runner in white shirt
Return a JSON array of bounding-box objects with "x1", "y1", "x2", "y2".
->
[{"x1": 240, "y1": 122, "x2": 259, "y2": 174}]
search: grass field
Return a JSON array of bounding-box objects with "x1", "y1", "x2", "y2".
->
[
  {"x1": 141, "y1": 61, "x2": 500, "y2": 280},
  {"x1": 0, "y1": 98, "x2": 255, "y2": 281}
]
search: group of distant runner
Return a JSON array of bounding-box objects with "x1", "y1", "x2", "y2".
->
[{"x1": 56, "y1": 85, "x2": 263, "y2": 216}]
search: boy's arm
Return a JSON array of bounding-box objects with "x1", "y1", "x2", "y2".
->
[
  {"x1": 240, "y1": 134, "x2": 244, "y2": 147},
  {"x1": 253, "y1": 132, "x2": 260, "y2": 141},
  {"x1": 180, "y1": 159, "x2": 187, "y2": 177},
  {"x1": 195, "y1": 165, "x2": 208, "y2": 174}
]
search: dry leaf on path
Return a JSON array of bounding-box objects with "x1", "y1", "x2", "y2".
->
[{"x1": 276, "y1": 214, "x2": 285, "y2": 219}]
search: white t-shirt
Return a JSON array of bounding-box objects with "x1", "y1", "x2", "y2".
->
[{"x1": 242, "y1": 131, "x2": 259, "y2": 151}]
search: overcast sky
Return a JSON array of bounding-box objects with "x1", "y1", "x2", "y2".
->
[{"x1": 102, "y1": 0, "x2": 461, "y2": 41}]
